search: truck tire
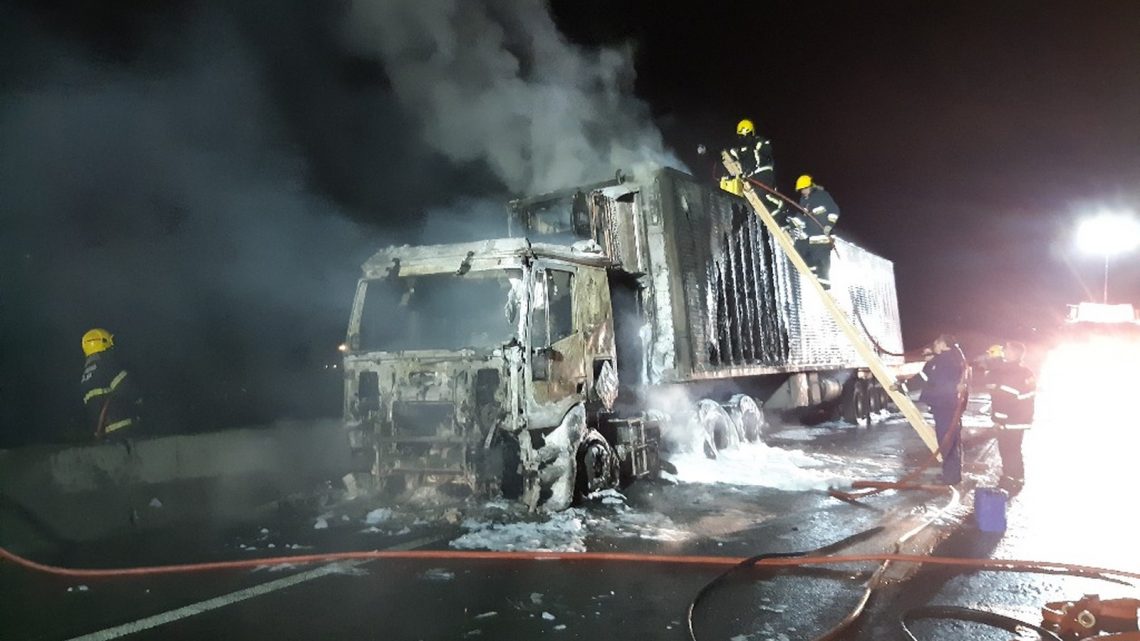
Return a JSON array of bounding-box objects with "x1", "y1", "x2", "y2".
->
[
  {"x1": 856, "y1": 381, "x2": 870, "y2": 423},
  {"x1": 876, "y1": 386, "x2": 891, "y2": 415},
  {"x1": 695, "y1": 399, "x2": 738, "y2": 456},
  {"x1": 575, "y1": 430, "x2": 618, "y2": 500},
  {"x1": 841, "y1": 380, "x2": 870, "y2": 425},
  {"x1": 867, "y1": 382, "x2": 883, "y2": 415},
  {"x1": 725, "y1": 394, "x2": 767, "y2": 442}
]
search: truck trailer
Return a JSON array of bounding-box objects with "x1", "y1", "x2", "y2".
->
[{"x1": 341, "y1": 167, "x2": 906, "y2": 510}]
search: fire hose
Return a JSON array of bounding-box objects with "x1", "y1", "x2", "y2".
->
[
  {"x1": 4, "y1": 486, "x2": 1139, "y2": 641},
  {"x1": 5, "y1": 544, "x2": 1137, "y2": 582},
  {"x1": 903, "y1": 600, "x2": 1140, "y2": 641}
]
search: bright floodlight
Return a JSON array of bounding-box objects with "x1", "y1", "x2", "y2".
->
[{"x1": 1076, "y1": 213, "x2": 1140, "y2": 256}]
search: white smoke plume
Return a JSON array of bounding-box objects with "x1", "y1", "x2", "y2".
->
[{"x1": 345, "y1": 0, "x2": 681, "y2": 195}]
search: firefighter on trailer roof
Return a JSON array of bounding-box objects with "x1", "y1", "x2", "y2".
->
[
  {"x1": 726, "y1": 118, "x2": 783, "y2": 212},
  {"x1": 81, "y1": 328, "x2": 142, "y2": 440},
  {"x1": 983, "y1": 340, "x2": 1035, "y2": 492},
  {"x1": 791, "y1": 174, "x2": 841, "y2": 290}
]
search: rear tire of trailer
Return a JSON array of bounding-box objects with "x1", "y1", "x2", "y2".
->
[
  {"x1": 575, "y1": 430, "x2": 618, "y2": 501},
  {"x1": 857, "y1": 381, "x2": 871, "y2": 423},
  {"x1": 867, "y1": 382, "x2": 883, "y2": 415},
  {"x1": 695, "y1": 399, "x2": 737, "y2": 457},
  {"x1": 841, "y1": 380, "x2": 870, "y2": 425},
  {"x1": 725, "y1": 394, "x2": 766, "y2": 442}
]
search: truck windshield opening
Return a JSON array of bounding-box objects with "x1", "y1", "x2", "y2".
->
[{"x1": 359, "y1": 269, "x2": 523, "y2": 352}]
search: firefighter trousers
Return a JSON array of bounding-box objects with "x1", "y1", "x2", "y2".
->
[
  {"x1": 995, "y1": 427, "x2": 1025, "y2": 480},
  {"x1": 794, "y1": 239, "x2": 833, "y2": 288},
  {"x1": 932, "y1": 401, "x2": 963, "y2": 485}
]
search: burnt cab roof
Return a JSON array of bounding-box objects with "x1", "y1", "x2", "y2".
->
[{"x1": 361, "y1": 237, "x2": 614, "y2": 279}]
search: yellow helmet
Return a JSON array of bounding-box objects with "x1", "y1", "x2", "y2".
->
[
  {"x1": 736, "y1": 119, "x2": 755, "y2": 136},
  {"x1": 82, "y1": 328, "x2": 114, "y2": 356},
  {"x1": 986, "y1": 344, "x2": 1004, "y2": 359},
  {"x1": 795, "y1": 174, "x2": 814, "y2": 191}
]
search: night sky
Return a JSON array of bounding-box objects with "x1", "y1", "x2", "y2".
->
[{"x1": 2, "y1": 0, "x2": 1139, "y2": 445}]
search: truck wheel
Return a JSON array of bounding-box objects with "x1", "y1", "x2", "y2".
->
[
  {"x1": 840, "y1": 382, "x2": 858, "y2": 424},
  {"x1": 881, "y1": 386, "x2": 896, "y2": 411},
  {"x1": 841, "y1": 380, "x2": 869, "y2": 425},
  {"x1": 694, "y1": 399, "x2": 737, "y2": 456},
  {"x1": 725, "y1": 394, "x2": 767, "y2": 442},
  {"x1": 575, "y1": 430, "x2": 618, "y2": 500},
  {"x1": 867, "y1": 383, "x2": 883, "y2": 415},
  {"x1": 855, "y1": 381, "x2": 870, "y2": 422}
]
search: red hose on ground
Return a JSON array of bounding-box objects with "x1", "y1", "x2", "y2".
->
[{"x1": 2, "y1": 544, "x2": 1139, "y2": 582}]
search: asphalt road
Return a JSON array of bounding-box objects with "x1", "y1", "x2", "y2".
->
[
  {"x1": 10, "y1": 414, "x2": 1119, "y2": 641},
  {"x1": 854, "y1": 419, "x2": 1139, "y2": 641}
]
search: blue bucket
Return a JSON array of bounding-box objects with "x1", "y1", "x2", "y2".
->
[{"x1": 975, "y1": 487, "x2": 1008, "y2": 533}]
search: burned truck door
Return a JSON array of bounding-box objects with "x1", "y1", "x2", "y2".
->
[{"x1": 528, "y1": 265, "x2": 585, "y2": 412}]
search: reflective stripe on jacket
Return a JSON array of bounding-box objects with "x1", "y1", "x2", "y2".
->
[{"x1": 81, "y1": 350, "x2": 139, "y2": 436}]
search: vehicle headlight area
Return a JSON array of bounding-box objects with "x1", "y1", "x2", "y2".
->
[{"x1": 1033, "y1": 333, "x2": 1140, "y2": 481}]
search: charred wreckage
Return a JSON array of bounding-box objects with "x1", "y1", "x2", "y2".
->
[{"x1": 341, "y1": 168, "x2": 905, "y2": 510}]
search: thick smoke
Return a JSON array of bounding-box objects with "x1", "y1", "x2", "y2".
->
[
  {"x1": 344, "y1": 0, "x2": 681, "y2": 194},
  {"x1": 0, "y1": 1, "x2": 678, "y2": 446},
  {"x1": 0, "y1": 7, "x2": 387, "y2": 444}
]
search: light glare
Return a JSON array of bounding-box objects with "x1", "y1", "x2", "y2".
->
[{"x1": 1076, "y1": 212, "x2": 1140, "y2": 256}]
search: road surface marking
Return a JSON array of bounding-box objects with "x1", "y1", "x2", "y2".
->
[{"x1": 66, "y1": 535, "x2": 442, "y2": 641}]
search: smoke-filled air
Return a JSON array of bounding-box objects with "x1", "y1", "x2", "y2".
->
[
  {"x1": 0, "y1": 0, "x2": 677, "y2": 446},
  {"x1": 344, "y1": 0, "x2": 680, "y2": 194}
]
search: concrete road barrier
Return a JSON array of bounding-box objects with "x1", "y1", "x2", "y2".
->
[{"x1": 0, "y1": 420, "x2": 350, "y2": 547}]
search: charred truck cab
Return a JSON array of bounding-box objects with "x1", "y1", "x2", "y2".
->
[
  {"x1": 344, "y1": 168, "x2": 906, "y2": 510},
  {"x1": 343, "y1": 239, "x2": 659, "y2": 511}
]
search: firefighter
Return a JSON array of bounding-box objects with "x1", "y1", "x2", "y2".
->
[
  {"x1": 977, "y1": 344, "x2": 1004, "y2": 368},
  {"x1": 984, "y1": 341, "x2": 1035, "y2": 492},
  {"x1": 81, "y1": 328, "x2": 141, "y2": 440},
  {"x1": 918, "y1": 334, "x2": 968, "y2": 485},
  {"x1": 727, "y1": 119, "x2": 783, "y2": 212},
  {"x1": 791, "y1": 174, "x2": 841, "y2": 289}
]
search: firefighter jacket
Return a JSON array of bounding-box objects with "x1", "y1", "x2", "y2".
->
[
  {"x1": 919, "y1": 346, "x2": 967, "y2": 410},
  {"x1": 729, "y1": 135, "x2": 775, "y2": 183},
  {"x1": 792, "y1": 186, "x2": 841, "y2": 242},
  {"x1": 81, "y1": 349, "x2": 140, "y2": 437},
  {"x1": 984, "y1": 361, "x2": 1036, "y2": 428}
]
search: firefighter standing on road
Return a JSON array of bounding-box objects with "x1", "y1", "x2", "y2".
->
[
  {"x1": 919, "y1": 334, "x2": 968, "y2": 485},
  {"x1": 792, "y1": 174, "x2": 841, "y2": 290},
  {"x1": 984, "y1": 340, "x2": 1035, "y2": 492},
  {"x1": 81, "y1": 328, "x2": 141, "y2": 440},
  {"x1": 727, "y1": 119, "x2": 783, "y2": 213}
]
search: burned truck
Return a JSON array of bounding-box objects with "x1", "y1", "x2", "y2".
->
[{"x1": 341, "y1": 168, "x2": 905, "y2": 510}]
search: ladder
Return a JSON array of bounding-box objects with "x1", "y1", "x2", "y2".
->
[{"x1": 722, "y1": 152, "x2": 941, "y2": 458}]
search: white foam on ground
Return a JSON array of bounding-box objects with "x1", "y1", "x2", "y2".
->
[
  {"x1": 449, "y1": 500, "x2": 693, "y2": 552},
  {"x1": 364, "y1": 508, "x2": 394, "y2": 524},
  {"x1": 772, "y1": 426, "x2": 843, "y2": 442},
  {"x1": 588, "y1": 510, "x2": 689, "y2": 542},
  {"x1": 450, "y1": 510, "x2": 588, "y2": 553},
  {"x1": 586, "y1": 488, "x2": 627, "y2": 505},
  {"x1": 667, "y1": 440, "x2": 843, "y2": 491}
]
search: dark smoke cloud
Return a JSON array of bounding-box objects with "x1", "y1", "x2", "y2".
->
[
  {"x1": 0, "y1": 5, "x2": 395, "y2": 444},
  {"x1": 0, "y1": 1, "x2": 676, "y2": 446}
]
